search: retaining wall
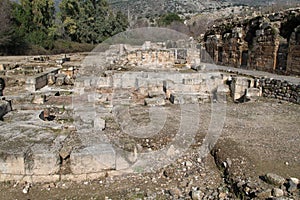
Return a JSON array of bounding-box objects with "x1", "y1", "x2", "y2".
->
[{"x1": 260, "y1": 78, "x2": 300, "y2": 104}]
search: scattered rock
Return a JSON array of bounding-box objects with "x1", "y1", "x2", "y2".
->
[
  {"x1": 264, "y1": 173, "x2": 286, "y2": 186},
  {"x1": 218, "y1": 192, "x2": 227, "y2": 199},
  {"x1": 289, "y1": 177, "x2": 299, "y2": 185},
  {"x1": 22, "y1": 182, "x2": 31, "y2": 194},
  {"x1": 272, "y1": 188, "x2": 284, "y2": 197},
  {"x1": 65, "y1": 76, "x2": 74, "y2": 85},
  {"x1": 185, "y1": 161, "x2": 193, "y2": 167},
  {"x1": 163, "y1": 168, "x2": 174, "y2": 178},
  {"x1": 168, "y1": 187, "x2": 182, "y2": 198},
  {"x1": 287, "y1": 179, "x2": 298, "y2": 193},
  {"x1": 256, "y1": 189, "x2": 272, "y2": 199},
  {"x1": 191, "y1": 187, "x2": 203, "y2": 200}
]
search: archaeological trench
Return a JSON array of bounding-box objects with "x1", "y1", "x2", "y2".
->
[{"x1": 0, "y1": 9, "x2": 300, "y2": 200}]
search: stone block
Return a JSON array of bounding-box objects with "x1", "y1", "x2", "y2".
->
[
  {"x1": 148, "y1": 90, "x2": 165, "y2": 98},
  {"x1": 144, "y1": 97, "x2": 165, "y2": 106},
  {"x1": 32, "y1": 94, "x2": 45, "y2": 104},
  {"x1": 0, "y1": 174, "x2": 25, "y2": 182},
  {"x1": 28, "y1": 152, "x2": 59, "y2": 175},
  {"x1": 70, "y1": 144, "x2": 116, "y2": 174},
  {"x1": 25, "y1": 145, "x2": 60, "y2": 176},
  {"x1": 47, "y1": 73, "x2": 56, "y2": 85},
  {"x1": 183, "y1": 78, "x2": 201, "y2": 85},
  {"x1": 174, "y1": 84, "x2": 200, "y2": 93},
  {"x1": 0, "y1": 153, "x2": 25, "y2": 174},
  {"x1": 60, "y1": 174, "x2": 87, "y2": 183},
  {"x1": 231, "y1": 77, "x2": 251, "y2": 100},
  {"x1": 56, "y1": 76, "x2": 65, "y2": 86},
  {"x1": 94, "y1": 117, "x2": 105, "y2": 130},
  {"x1": 86, "y1": 172, "x2": 106, "y2": 180},
  {"x1": 170, "y1": 93, "x2": 200, "y2": 104},
  {"x1": 65, "y1": 76, "x2": 74, "y2": 85},
  {"x1": 246, "y1": 88, "x2": 261, "y2": 98},
  {"x1": 115, "y1": 154, "x2": 131, "y2": 171},
  {"x1": 217, "y1": 84, "x2": 230, "y2": 93},
  {"x1": 97, "y1": 77, "x2": 112, "y2": 88},
  {"x1": 31, "y1": 175, "x2": 60, "y2": 183}
]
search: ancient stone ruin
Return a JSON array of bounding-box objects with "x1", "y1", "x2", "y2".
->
[
  {"x1": 0, "y1": 37, "x2": 299, "y2": 186},
  {"x1": 204, "y1": 7, "x2": 300, "y2": 75}
]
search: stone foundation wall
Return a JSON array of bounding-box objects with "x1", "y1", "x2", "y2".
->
[{"x1": 260, "y1": 78, "x2": 300, "y2": 104}]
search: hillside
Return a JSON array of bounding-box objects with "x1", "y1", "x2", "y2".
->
[{"x1": 106, "y1": 0, "x2": 299, "y2": 16}]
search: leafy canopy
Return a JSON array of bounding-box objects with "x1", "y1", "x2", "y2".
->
[{"x1": 60, "y1": 0, "x2": 128, "y2": 44}]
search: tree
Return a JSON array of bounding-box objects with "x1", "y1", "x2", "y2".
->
[
  {"x1": 0, "y1": 0, "x2": 13, "y2": 47},
  {"x1": 0, "y1": 0, "x2": 27, "y2": 55},
  {"x1": 12, "y1": 0, "x2": 56, "y2": 49},
  {"x1": 158, "y1": 13, "x2": 183, "y2": 26},
  {"x1": 60, "y1": 0, "x2": 128, "y2": 44}
]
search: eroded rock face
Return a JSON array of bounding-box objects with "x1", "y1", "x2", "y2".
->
[{"x1": 204, "y1": 8, "x2": 300, "y2": 75}]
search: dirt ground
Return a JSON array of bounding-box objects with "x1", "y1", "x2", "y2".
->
[{"x1": 0, "y1": 97, "x2": 299, "y2": 199}]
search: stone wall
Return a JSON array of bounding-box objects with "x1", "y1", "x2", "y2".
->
[
  {"x1": 219, "y1": 68, "x2": 300, "y2": 104},
  {"x1": 260, "y1": 78, "x2": 300, "y2": 104},
  {"x1": 115, "y1": 41, "x2": 200, "y2": 68},
  {"x1": 287, "y1": 25, "x2": 300, "y2": 75},
  {"x1": 249, "y1": 22, "x2": 280, "y2": 72},
  {"x1": 204, "y1": 8, "x2": 300, "y2": 75},
  {"x1": 26, "y1": 68, "x2": 60, "y2": 92},
  {"x1": 125, "y1": 50, "x2": 175, "y2": 67}
]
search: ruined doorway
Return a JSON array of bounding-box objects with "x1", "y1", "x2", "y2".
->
[{"x1": 241, "y1": 51, "x2": 249, "y2": 68}]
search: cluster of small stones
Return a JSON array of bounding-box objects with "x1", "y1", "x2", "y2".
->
[
  {"x1": 203, "y1": 7, "x2": 300, "y2": 75},
  {"x1": 232, "y1": 174, "x2": 300, "y2": 199},
  {"x1": 261, "y1": 78, "x2": 300, "y2": 104}
]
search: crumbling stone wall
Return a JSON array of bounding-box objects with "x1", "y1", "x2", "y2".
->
[
  {"x1": 116, "y1": 41, "x2": 200, "y2": 68},
  {"x1": 261, "y1": 78, "x2": 300, "y2": 104},
  {"x1": 220, "y1": 68, "x2": 300, "y2": 104},
  {"x1": 204, "y1": 8, "x2": 300, "y2": 75},
  {"x1": 249, "y1": 21, "x2": 280, "y2": 72},
  {"x1": 125, "y1": 50, "x2": 175, "y2": 67},
  {"x1": 287, "y1": 25, "x2": 300, "y2": 75},
  {"x1": 221, "y1": 27, "x2": 247, "y2": 68}
]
